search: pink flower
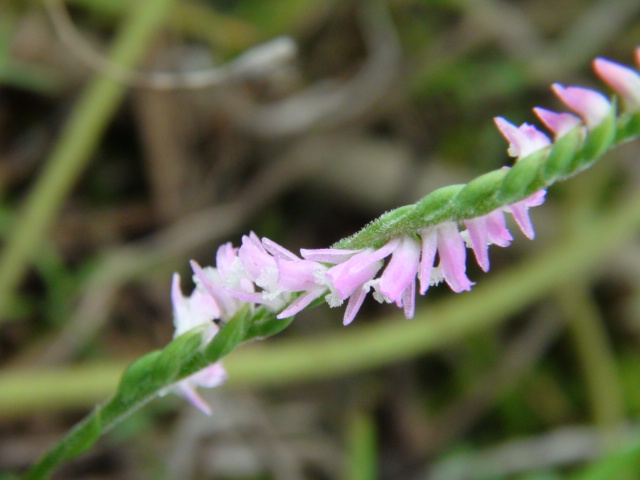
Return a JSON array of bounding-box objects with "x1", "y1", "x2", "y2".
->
[
  {"x1": 198, "y1": 235, "x2": 289, "y2": 312},
  {"x1": 290, "y1": 192, "x2": 544, "y2": 325},
  {"x1": 321, "y1": 241, "x2": 398, "y2": 325},
  {"x1": 505, "y1": 190, "x2": 546, "y2": 240},
  {"x1": 171, "y1": 273, "x2": 221, "y2": 337},
  {"x1": 301, "y1": 238, "x2": 423, "y2": 325},
  {"x1": 493, "y1": 117, "x2": 551, "y2": 158},
  {"x1": 533, "y1": 107, "x2": 582, "y2": 139},
  {"x1": 165, "y1": 273, "x2": 228, "y2": 415},
  {"x1": 551, "y1": 84, "x2": 611, "y2": 129},
  {"x1": 174, "y1": 363, "x2": 227, "y2": 416},
  {"x1": 190, "y1": 260, "x2": 253, "y2": 318},
  {"x1": 262, "y1": 238, "x2": 325, "y2": 293},
  {"x1": 377, "y1": 237, "x2": 420, "y2": 304},
  {"x1": 372, "y1": 236, "x2": 421, "y2": 319},
  {"x1": 464, "y1": 210, "x2": 513, "y2": 272},
  {"x1": 322, "y1": 240, "x2": 399, "y2": 303},
  {"x1": 260, "y1": 238, "x2": 329, "y2": 319},
  {"x1": 430, "y1": 222, "x2": 474, "y2": 293},
  {"x1": 238, "y1": 232, "x2": 279, "y2": 292},
  {"x1": 593, "y1": 57, "x2": 640, "y2": 113}
]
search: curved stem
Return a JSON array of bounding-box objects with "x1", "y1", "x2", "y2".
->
[
  {"x1": 0, "y1": 0, "x2": 178, "y2": 319},
  {"x1": 20, "y1": 305, "x2": 255, "y2": 480}
]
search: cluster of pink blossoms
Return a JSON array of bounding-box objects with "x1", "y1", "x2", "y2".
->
[{"x1": 168, "y1": 49, "x2": 640, "y2": 414}]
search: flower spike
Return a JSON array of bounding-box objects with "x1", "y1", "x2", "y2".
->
[
  {"x1": 22, "y1": 43, "x2": 640, "y2": 480},
  {"x1": 161, "y1": 46, "x2": 640, "y2": 416}
]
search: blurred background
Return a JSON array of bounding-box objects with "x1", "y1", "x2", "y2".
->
[{"x1": 2, "y1": 0, "x2": 640, "y2": 479}]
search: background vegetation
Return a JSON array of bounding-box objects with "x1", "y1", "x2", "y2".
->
[{"x1": 2, "y1": 0, "x2": 640, "y2": 479}]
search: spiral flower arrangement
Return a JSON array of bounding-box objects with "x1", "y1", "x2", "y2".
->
[{"x1": 22, "y1": 47, "x2": 640, "y2": 480}]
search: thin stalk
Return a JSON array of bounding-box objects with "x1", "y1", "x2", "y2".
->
[
  {"x1": 65, "y1": 0, "x2": 262, "y2": 52},
  {"x1": 344, "y1": 410, "x2": 377, "y2": 480},
  {"x1": 0, "y1": 0, "x2": 177, "y2": 318},
  {"x1": 558, "y1": 283, "x2": 626, "y2": 439}
]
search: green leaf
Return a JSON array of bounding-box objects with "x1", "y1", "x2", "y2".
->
[
  {"x1": 117, "y1": 350, "x2": 163, "y2": 402},
  {"x1": 204, "y1": 305, "x2": 252, "y2": 362},
  {"x1": 542, "y1": 127, "x2": 582, "y2": 182},
  {"x1": 58, "y1": 415, "x2": 102, "y2": 461},
  {"x1": 452, "y1": 169, "x2": 508, "y2": 218},
  {"x1": 151, "y1": 328, "x2": 204, "y2": 386},
  {"x1": 578, "y1": 106, "x2": 617, "y2": 167},
  {"x1": 245, "y1": 307, "x2": 294, "y2": 340},
  {"x1": 616, "y1": 112, "x2": 640, "y2": 144},
  {"x1": 499, "y1": 149, "x2": 547, "y2": 204}
]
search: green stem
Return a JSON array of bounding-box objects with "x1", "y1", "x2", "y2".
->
[
  {"x1": 559, "y1": 283, "x2": 626, "y2": 438},
  {"x1": 0, "y1": 0, "x2": 177, "y2": 319},
  {"x1": 66, "y1": 0, "x2": 262, "y2": 52},
  {"x1": 20, "y1": 305, "x2": 255, "y2": 480},
  {"x1": 344, "y1": 410, "x2": 377, "y2": 480}
]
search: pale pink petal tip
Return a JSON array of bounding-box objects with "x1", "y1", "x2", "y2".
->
[
  {"x1": 419, "y1": 230, "x2": 437, "y2": 295},
  {"x1": 437, "y1": 223, "x2": 474, "y2": 293},
  {"x1": 300, "y1": 248, "x2": 361, "y2": 263},
  {"x1": 262, "y1": 237, "x2": 299, "y2": 260},
  {"x1": 464, "y1": 217, "x2": 490, "y2": 272},
  {"x1": 277, "y1": 289, "x2": 324, "y2": 319},
  {"x1": 193, "y1": 363, "x2": 228, "y2": 389},
  {"x1": 525, "y1": 190, "x2": 546, "y2": 208},
  {"x1": 343, "y1": 286, "x2": 368, "y2": 325},
  {"x1": 402, "y1": 281, "x2": 416, "y2": 319},
  {"x1": 551, "y1": 83, "x2": 611, "y2": 129},
  {"x1": 178, "y1": 383, "x2": 212, "y2": 416},
  {"x1": 504, "y1": 190, "x2": 545, "y2": 240},
  {"x1": 378, "y1": 237, "x2": 421, "y2": 305},
  {"x1": 171, "y1": 273, "x2": 188, "y2": 319},
  {"x1": 485, "y1": 210, "x2": 513, "y2": 247},
  {"x1": 533, "y1": 107, "x2": 582, "y2": 138},
  {"x1": 493, "y1": 117, "x2": 550, "y2": 159},
  {"x1": 593, "y1": 57, "x2": 640, "y2": 112},
  {"x1": 325, "y1": 240, "x2": 398, "y2": 300}
]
